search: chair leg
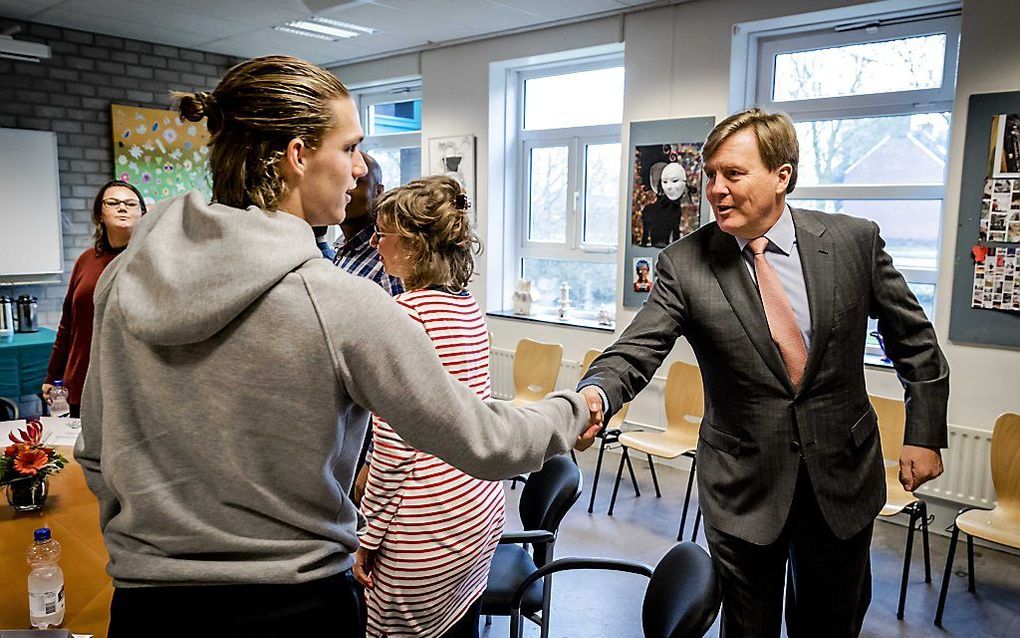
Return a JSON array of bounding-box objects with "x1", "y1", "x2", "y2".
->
[
  {"x1": 920, "y1": 501, "x2": 932, "y2": 583},
  {"x1": 647, "y1": 453, "x2": 662, "y2": 498},
  {"x1": 934, "y1": 524, "x2": 960, "y2": 627},
  {"x1": 587, "y1": 436, "x2": 608, "y2": 514},
  {"x1": 509, "y1": 611, "x2": 521, "y2": 638},
  {"x1": 966, "y1": 533, "x2": 976, "y2": 593},
  {"x1": 897, "y1": 506, "x2": 918, "y2": 620},
  {"x1": 624, "y1": 449, "x2": 640, "y2": 497},
  {"x1": 677, "y1": 453, "x2": 696, "y2": 542},
  {"x1": 539, "y1": 576, "x2": 553, "y2": 638},
  {"x1": 608, "y1": 448, "x2": 628, "y2": 516},
  {"x1": 692, "y1": 506, "x2": 702, "y2": 542}
]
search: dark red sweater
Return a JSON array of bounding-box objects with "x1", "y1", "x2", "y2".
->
[{"x1": 46, "y1": 247, "x2": 121, "y2": 405}]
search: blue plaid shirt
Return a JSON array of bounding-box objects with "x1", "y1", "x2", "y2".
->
[{"x1": 332, "y1": 225, "x2": 404, "y2": 296}]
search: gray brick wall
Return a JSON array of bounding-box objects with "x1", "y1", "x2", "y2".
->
[{"x1": 0, "y1": 19, "x2": 238, "y2": 328}]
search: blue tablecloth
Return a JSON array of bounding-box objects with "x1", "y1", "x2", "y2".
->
[{"x1": 0, "y1": 328, "x2": 56, "y2": 399}]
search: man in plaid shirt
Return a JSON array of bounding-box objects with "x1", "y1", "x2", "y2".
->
[{"x1": 333, "y1": 151, "x2": 404, "y2": 296}]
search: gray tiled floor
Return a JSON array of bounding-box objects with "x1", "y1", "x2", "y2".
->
[{"x1": 481, "y1": 451, "x2": 1020, "y2": 638}]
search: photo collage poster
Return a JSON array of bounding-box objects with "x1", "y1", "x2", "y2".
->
[
  {"x1": 972, "y1": 247, "x2": 1019, "y2": 311},
  {"x1": 972, "y1": 112, "x2": 1020, "y2": 312}
]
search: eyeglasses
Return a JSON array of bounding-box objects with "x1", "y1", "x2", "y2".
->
[
  {"x1": 371, "y1": 224, "x2": 391, "y2": 242},
  {"x1": 103, "y1": 198, "x2": 141, "y2": 209}
]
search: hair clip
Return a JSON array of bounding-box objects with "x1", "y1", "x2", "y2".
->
[{"x1": 454, "y1": 193, "x2": 471, "y2": 211}]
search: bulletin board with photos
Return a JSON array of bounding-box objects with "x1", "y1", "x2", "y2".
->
[{"x1": 949, "y1": 91, "x2": 1020, "y2": 348}]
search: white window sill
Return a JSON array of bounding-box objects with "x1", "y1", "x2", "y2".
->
[{"x1": 486, "y1": 309, "x2": 615, "y2": 332}]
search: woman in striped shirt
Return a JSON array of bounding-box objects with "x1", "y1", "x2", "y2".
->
[{"x1": 354, "y1": 176, "x2": 502, "y2": 638}]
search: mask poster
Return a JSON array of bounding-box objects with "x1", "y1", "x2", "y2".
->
[
  {"x1": 623, "y1": 117, "x2": 715, "y2": 308},
  {"x1": 111, "y1": 104, "x2": 212, "y2": 207},
  {"x1": 631, "y1": 143, "x2": 704, "y2": 248}
]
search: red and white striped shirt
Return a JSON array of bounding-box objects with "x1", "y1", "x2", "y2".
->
[{"x1": 359, "y1": 288, "x2": 504, "y2": 638}]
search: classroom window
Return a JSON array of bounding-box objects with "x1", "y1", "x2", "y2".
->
[
  {"x1": 510, "y1": 58, "x2": 624, "y2": 320},
  {"x1": 355, "y1": 83, "x2": 422, "y2": 187},
  {"x1": 749, "y1": 10, "x2": 960, "y2": 359}
]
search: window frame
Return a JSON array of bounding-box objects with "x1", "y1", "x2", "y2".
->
[
  {"x1": 745, "y1": 7, "x2": 960, "y2": 359},
  {"x1": 352, "y1": 81, "x2": 422, "y2": 185},
  {"x1": 508, "y1": 55, "x2": 625, "y2": 320}
]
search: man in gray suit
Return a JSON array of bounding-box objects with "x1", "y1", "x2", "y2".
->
[{"x1": 578, "y1": 108, "x2": 949, "y2": 637}]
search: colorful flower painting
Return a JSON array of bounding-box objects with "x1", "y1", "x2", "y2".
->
[{"x1": 111, "y1": 104, "x2": 212, "y2": 206}]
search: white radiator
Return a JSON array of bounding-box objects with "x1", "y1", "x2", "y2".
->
[
  {"x1": 918, "y1": 424, "x2": 996, "y2": 508},
  {"x1": 489, "y1": 348, "x2": 998, "y2": 509}
]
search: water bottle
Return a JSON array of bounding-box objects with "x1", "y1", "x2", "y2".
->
[
  {"x1": 48, "y1": 380, "x2": 70, "y2": 418},
  {"x1": 27, "y1": 527, "x2": 65, "y2": 628}
]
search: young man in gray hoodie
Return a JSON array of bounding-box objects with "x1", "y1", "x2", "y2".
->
[{"x1": 77, "y1": 55, "x2": 599, "y2": 635}]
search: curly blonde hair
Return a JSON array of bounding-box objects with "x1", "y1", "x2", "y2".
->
[
  {"x1": 173, "y1": 55, "x2": 350, "y2": 210},
  {"x1": 374, "y1": 176, "x2": 481, "y2": 291}
]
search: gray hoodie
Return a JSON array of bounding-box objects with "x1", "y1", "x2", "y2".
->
[{"x1": 76, "y1": 191, "x2": 589, "y2": 588}]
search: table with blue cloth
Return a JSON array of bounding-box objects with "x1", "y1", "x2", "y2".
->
[{"x1": 0, "y1": 328, "x2": 56, "y2": 400}]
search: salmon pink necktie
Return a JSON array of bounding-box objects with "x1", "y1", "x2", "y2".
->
[{"x1": 749, "y1": 236, "x2": 808, "y2": 388}]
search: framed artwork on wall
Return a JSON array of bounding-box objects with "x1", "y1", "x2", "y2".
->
[
  {"x1": 428, "y1": 135, "x2": 476, "y2": 219},
  {"x1": 110, "y1": 104, "x2": 212, "y2": 206}
]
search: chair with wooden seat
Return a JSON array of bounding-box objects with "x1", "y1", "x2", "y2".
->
[
  {"x1": 935, "y1": 412, "x2": 1020, "y2": 627},
  {"x1": 607, "y1": 361, "x2": 704, "y2": 542},
  {"x1": 578, "y1": 349, "x2": 639, "y2": 513},
  {"x1": 870, "y1": 394, "x2": 932, "y2": 620},
  {"x1": 511, "y1": 339, "x2": 563, "y2": 406},
  {"x1": 506, "y1": 339, "x2": 563, "y2": 489}
]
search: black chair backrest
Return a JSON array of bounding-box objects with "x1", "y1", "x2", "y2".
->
[
  {"x1": 519, "y1": 454, "x2": 582, "y2": 533},
  {"x1": 643, "y1": 542, "x2": 721, "y2": 638},
  {"x1": 0, "y1": 397, "x2": 17, "y2": 421}
]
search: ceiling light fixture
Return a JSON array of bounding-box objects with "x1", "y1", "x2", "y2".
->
[
  {"x1": 273, "y1": 25, "x2": 335, "y2": 41},
  {"x1": 275, "y1": 16, "x2": 375, "y2": 41}
]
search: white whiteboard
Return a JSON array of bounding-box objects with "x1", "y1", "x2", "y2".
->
[{"x1": 0, "y1": 128, "x2": 64, "y2": 277}]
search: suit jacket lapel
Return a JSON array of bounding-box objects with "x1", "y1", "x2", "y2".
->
[
  {"x1": 793, "y1": 209, "x2": 834, "y2": 395},
  {"x1": 708, "y1": 227, "x2": 794, "y2": 393}
]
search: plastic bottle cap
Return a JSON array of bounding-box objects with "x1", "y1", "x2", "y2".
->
[
  {"x1": 53, "y1": 380, "x2": 64, "y2": 387},
  {"x1": 34, "y1": 528, "x2": 51, "y2": 542}
]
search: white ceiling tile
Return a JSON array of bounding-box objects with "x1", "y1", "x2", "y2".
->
[{"x1": 2, "y1": 0, "x2": 660, "y2": 62}]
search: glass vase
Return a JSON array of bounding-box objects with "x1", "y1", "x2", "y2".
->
[{"x1": 5, "y1": 477, "x2": 49, "y2": 512}]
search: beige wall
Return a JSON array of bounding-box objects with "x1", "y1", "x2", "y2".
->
[{"x1": 332, "y1": 0, "x2": 1020, "y2": 432}]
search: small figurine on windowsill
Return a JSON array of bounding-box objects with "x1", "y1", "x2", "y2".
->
[
  {"x1": 512, "y1": 279, "x2": 537, "y2": 316},
  {"x1": 558, "y1": 281, "x2": 571, "y2": 320}
]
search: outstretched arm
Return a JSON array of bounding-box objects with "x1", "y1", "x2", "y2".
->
[
  {"x1": 578, "y1": 249, "x2": 688, "y2": 417},
  {"x1": 307, "y1": 276, "x2": 592, "y2": 481}
]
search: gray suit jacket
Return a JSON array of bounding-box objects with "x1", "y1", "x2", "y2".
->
[{"x1": 581, "y1": 208, "x2": 949, "y2": 544}]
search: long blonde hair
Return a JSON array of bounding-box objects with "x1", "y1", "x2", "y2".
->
[{"x1": 174, "y1": 55, "x2": 350, "y2": 210}]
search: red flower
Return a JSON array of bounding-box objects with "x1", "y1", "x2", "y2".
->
[
  {"x1": 4, "y1": 444, "x2": 20, "y2": 457},
  {"x1": 8, "y1": 419, "x2": 43, "y2": 446},
  {"x1": 13, "y1": 448, "x2": 49, "y2": 476}
]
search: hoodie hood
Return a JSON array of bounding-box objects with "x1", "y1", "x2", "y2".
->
[{"x1": 112, "y1": 190, "x2": 321, "y2": 346}]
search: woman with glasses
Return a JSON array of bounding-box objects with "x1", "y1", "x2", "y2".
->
[
  {"x1": 355, "y1": 177, "x2": 497, "y2": 638},
  {"x1": 43, "y1": 180, "x2": 146, "y2": 417}
]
